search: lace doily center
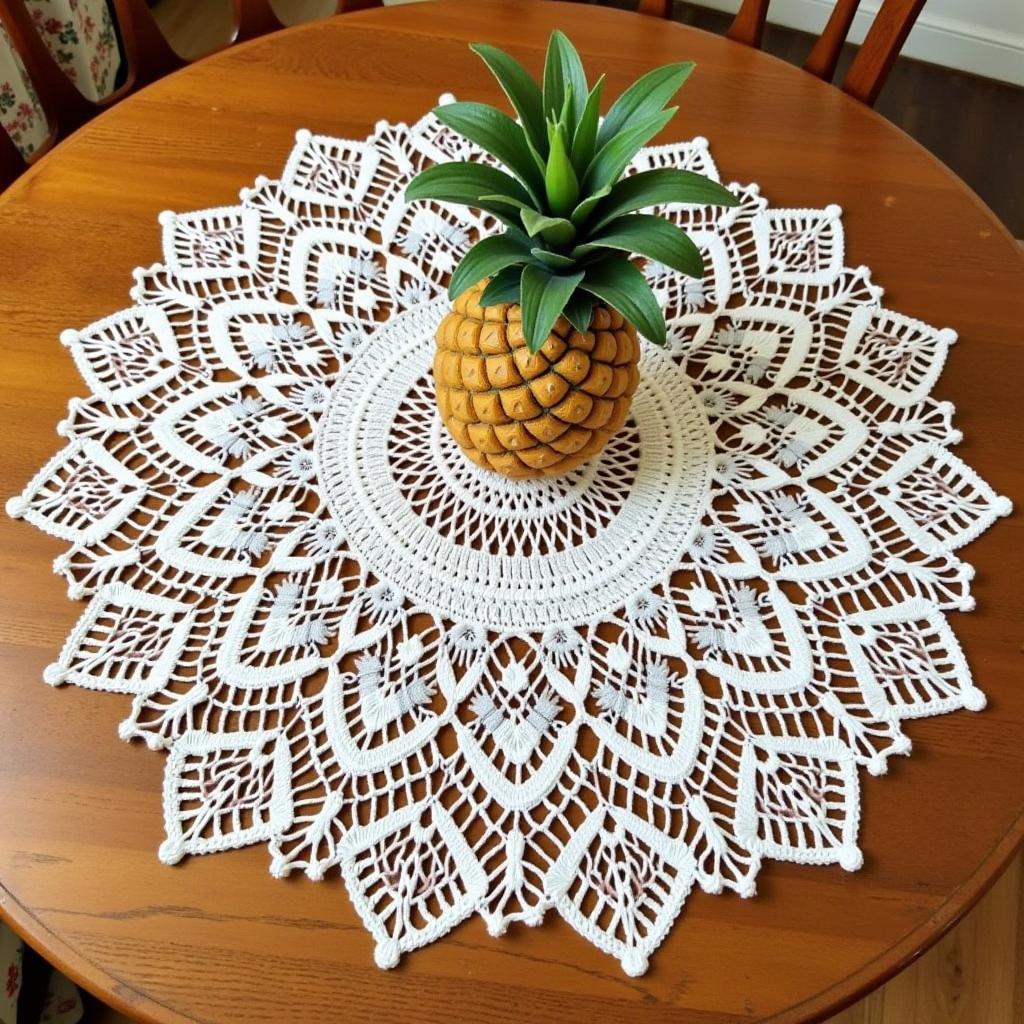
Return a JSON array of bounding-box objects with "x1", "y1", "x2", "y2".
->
[{"x1": 316, "y1": 300, "x2": 714, "y2": 630}]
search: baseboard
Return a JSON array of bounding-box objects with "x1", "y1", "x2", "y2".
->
[{"x1": 691, "y1": 0, "x2": 1024, "y2": 86}]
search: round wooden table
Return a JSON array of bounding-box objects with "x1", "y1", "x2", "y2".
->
[{"x1": 1, "y1": 3, "x2": 1022, "y2": 1022}]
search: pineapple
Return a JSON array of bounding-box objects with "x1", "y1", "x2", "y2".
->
[{"x1": 406, "y1": 32, "x2": 737, "y2": 478}]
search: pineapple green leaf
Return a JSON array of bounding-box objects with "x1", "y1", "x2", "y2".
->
[
  {"x1": 597, "y1": 61, "x2": 695, "y2": 149},
  {"x1": 520, "y1": 264, "x2": 584, "y2": 353},
  {"x1": 591, "y1": 167, "x2": 738, "y2": 231},
  {"x1": 543, "y1": 30, "x2": 588, "y2": 122},
  {"x1": 480, "y1": 264, "x2": 525, "y2": 306},
  {"x1": 479, "y1": 192, "x2": 534, "y2": 212},
  {"x1": 571, "y1": 214, "x2": 703, "y2": 278},
  {"x1": 433, "y1": 102, "x2": 545, "y2": 200},
  {"x1": 581, "y1": 256, "x2": 667, "y2": 345},
  {"x1": 407, "y1": 35, "x2": 732, "y2": 345},
  {"x1": 477, "y1": 202, "x2": 533, "y2": 231},
  {"x1": 448, "y1": 232, "x2": 532, "y2": 301},
  {"x1": 544, "y1": 123, "x2": 580, "y2": 217},
  {"x1": 569, "y1": 184, "x2": 611, "y2": 227},
  {"x1": 479, "y1": 193, "x2": 564, "y2": 233},
  {"x1": 524, "y1": 133, "x2": 549, "y2": 179},
  {"x1": 571, "y1": 75, "x2": 605, "y2": 176},
  {"x1": 520, "y1": 209, "x2": 577, "y2": 247},
  {"x1": 582, "y1": 107, "x2": 677, "y2": 194},
  {"x1": 530, "y1": 247, "x2": 577, "y2": 270},
  {"x1": 405, "y1": 161, "x2": 534, "y2": 209},
  {"x1": 470, "y1": 43, "x2": 548, "y2": 156},
  {"x1": 564, "y1": 289, "x2": 594, "y2": 333},
  {"x1": 556, "y1": 86, "x2": 574, "y2": 137}
]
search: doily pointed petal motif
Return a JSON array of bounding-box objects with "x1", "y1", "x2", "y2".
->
[{"x1": 6, "y1": 106, "x2": 1012, "y2": 977}]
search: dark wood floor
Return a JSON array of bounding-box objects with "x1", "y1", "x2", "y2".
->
[{"x1": 594, "y1": 0, "x2": 1024, "y2": 236}]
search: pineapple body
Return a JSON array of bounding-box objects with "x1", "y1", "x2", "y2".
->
[{"x1": 434, "y1": 280, "x2": 640, "y2": 479}]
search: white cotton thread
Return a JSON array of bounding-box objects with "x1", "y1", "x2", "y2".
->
[{"x1": 3, "y1": 107, "x2": 1011, "y2": 980}]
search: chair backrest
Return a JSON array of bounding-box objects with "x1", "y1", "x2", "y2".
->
[
  {"x1": 0, "y1": 0, "x2": 100, "y2": 153},
  {"x1": 648, "y1": 0, "x2": 926, "y2": 106},
  {"x1": 0, "y1": 0, "x2": 311, "y2": 182}
]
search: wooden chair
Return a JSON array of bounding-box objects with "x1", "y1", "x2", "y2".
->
[
  {"x1": 0, "y1": 1, "x2": 102, "y2": 155},
  {"x1": 0, "y1": 0, "x2": 298, "y2": 183},
  {"x1": 640, "y1": 0, "x2": 926, "y2": 106}
]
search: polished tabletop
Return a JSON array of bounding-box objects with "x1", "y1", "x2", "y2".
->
[{"x1": 0, "y1": 3, "x2": 1022, "y2": 1022}]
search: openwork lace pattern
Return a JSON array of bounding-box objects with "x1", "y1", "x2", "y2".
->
[{"x1": 6, "y1": 102, "x2": 1012, "y2": 977}]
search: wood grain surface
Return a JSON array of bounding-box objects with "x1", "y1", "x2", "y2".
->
[
  {"x1": 828, "y1": 851, "x2": 1024, "y2": 1023},
  {"x1": 85, "y1": 851, "x2": 1024, "y2": 1022},
  {"x1": 0, "y1": 3, "x2": 1021, "y2": 1022}
]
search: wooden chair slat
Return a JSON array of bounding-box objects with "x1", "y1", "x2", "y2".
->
[
  {"x1": 804, "y1": 0, "x2": 862, "y2": 81},
  {"x1": 233, "y1": 0, "x2": 285, "y2": 43},
  {"x1": 637, "y1": 0, "x2": 672, "y2": 19},
  {"x1": 841, "y1": 0, "x2": 926, "y2": 105},
  {"x1": 725, "y1": 0, "x2": 769, "y2": 48},
  {"x1": 111, "y1": 0, "x2": 186, "y2": 88}
]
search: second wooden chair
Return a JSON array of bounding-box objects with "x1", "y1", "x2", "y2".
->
[{"x1": 640, "y1": 0, "x2": 925, "y2": 106}]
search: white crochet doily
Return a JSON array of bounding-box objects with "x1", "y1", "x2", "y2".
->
[{"x1": 7, "y1": 102, "x2": 1012, "y2": 977}]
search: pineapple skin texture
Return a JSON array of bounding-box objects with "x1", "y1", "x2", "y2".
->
[{"x1": 434, "y1": 280, "x2": 641, "y2": 479}]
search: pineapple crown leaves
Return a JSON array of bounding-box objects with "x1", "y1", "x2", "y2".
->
[{"x1": 404, "y1": 31, "x2": 739, "y2": 354}]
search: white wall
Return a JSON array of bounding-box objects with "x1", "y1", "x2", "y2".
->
[{"x1": 694, "y1": 0, "x2": 1024, "y2": 85}]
